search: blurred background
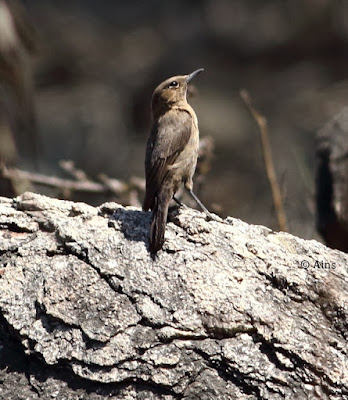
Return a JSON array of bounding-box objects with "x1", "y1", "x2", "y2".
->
[{"x1": 1, "y1": 0, "x2": 348, "y2": 245}]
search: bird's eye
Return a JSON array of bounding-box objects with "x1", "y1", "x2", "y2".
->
[{"x1": 169, "y1": 81, "x2": 178, "y2": 88}]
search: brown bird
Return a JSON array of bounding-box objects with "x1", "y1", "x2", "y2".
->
[{"x1": 143, "y1": 68, "x2": 210, "y2": 253}]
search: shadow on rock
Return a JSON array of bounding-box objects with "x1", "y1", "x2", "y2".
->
[{"x1": 108, "y1": 206, "x2": 151, "y2": 245}]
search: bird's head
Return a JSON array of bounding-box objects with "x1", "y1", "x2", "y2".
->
[{"x1": 151, "y1": 68, "x2": 203, "y2": 116}]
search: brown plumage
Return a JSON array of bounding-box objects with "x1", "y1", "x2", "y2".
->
[{"x1": 143, "y1": 68, "x2": 205, "y2": 253}]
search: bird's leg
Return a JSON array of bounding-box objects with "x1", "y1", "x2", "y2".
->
[
  {"x1": 187, "y1": 189, "x2": 213, "y2": 220},
  {"x1": 173, "y1": 196, "x2": 183, "y2": 206},
  {"x1": 173, "y1": 195, "x2": 188, "y2": 208}
]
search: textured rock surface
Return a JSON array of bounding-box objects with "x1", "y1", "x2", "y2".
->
[{"x1": 0, "y1": 192, "x2": 347, "y2": 399}]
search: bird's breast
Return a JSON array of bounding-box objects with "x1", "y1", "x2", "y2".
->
[{"x1": 168, "y1": 113, "x2": 199, "y2": 176}]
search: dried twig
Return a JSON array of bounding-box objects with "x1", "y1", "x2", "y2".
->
[
  {"x1": 98, "y1": 173, "x2": 128, "y2": 194},
  {"x1": 1, "y1": 165, "x2": 107, "y2": 193},
  {"x1": 59, "y1": 160, "x2": 89, "y2": 181},
  {"x1": 240, "y1": 89, "x2": 288, "y2": 232},
  {"x1": 0, "y1": 163, "x2": 145, "y2": 207}
]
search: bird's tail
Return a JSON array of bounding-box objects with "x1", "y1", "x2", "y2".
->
[{"x1": 149, "y1": 188, "x2": 172, "y2": 253}]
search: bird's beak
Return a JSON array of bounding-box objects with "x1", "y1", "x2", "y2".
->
[{"x1": 186, "y1": 68, "x2": 204, "y2": 83}]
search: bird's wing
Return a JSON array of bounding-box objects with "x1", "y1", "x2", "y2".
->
[{"x1": 143, "y1": 109, "x2": 192, "y2": 210}]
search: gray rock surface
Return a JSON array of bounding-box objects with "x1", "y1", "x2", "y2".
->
[{"x1": 0, "y1": 192, "x2": 347, "y2": 399}]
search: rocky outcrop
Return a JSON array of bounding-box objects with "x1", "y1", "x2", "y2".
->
[{"x1": 0, "y1": 192, "x2": 347, "y2": 399}]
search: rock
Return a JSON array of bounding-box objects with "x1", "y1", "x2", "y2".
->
[{"x1": 0, "y1": 192, "x2": 347, "y2": 399}]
